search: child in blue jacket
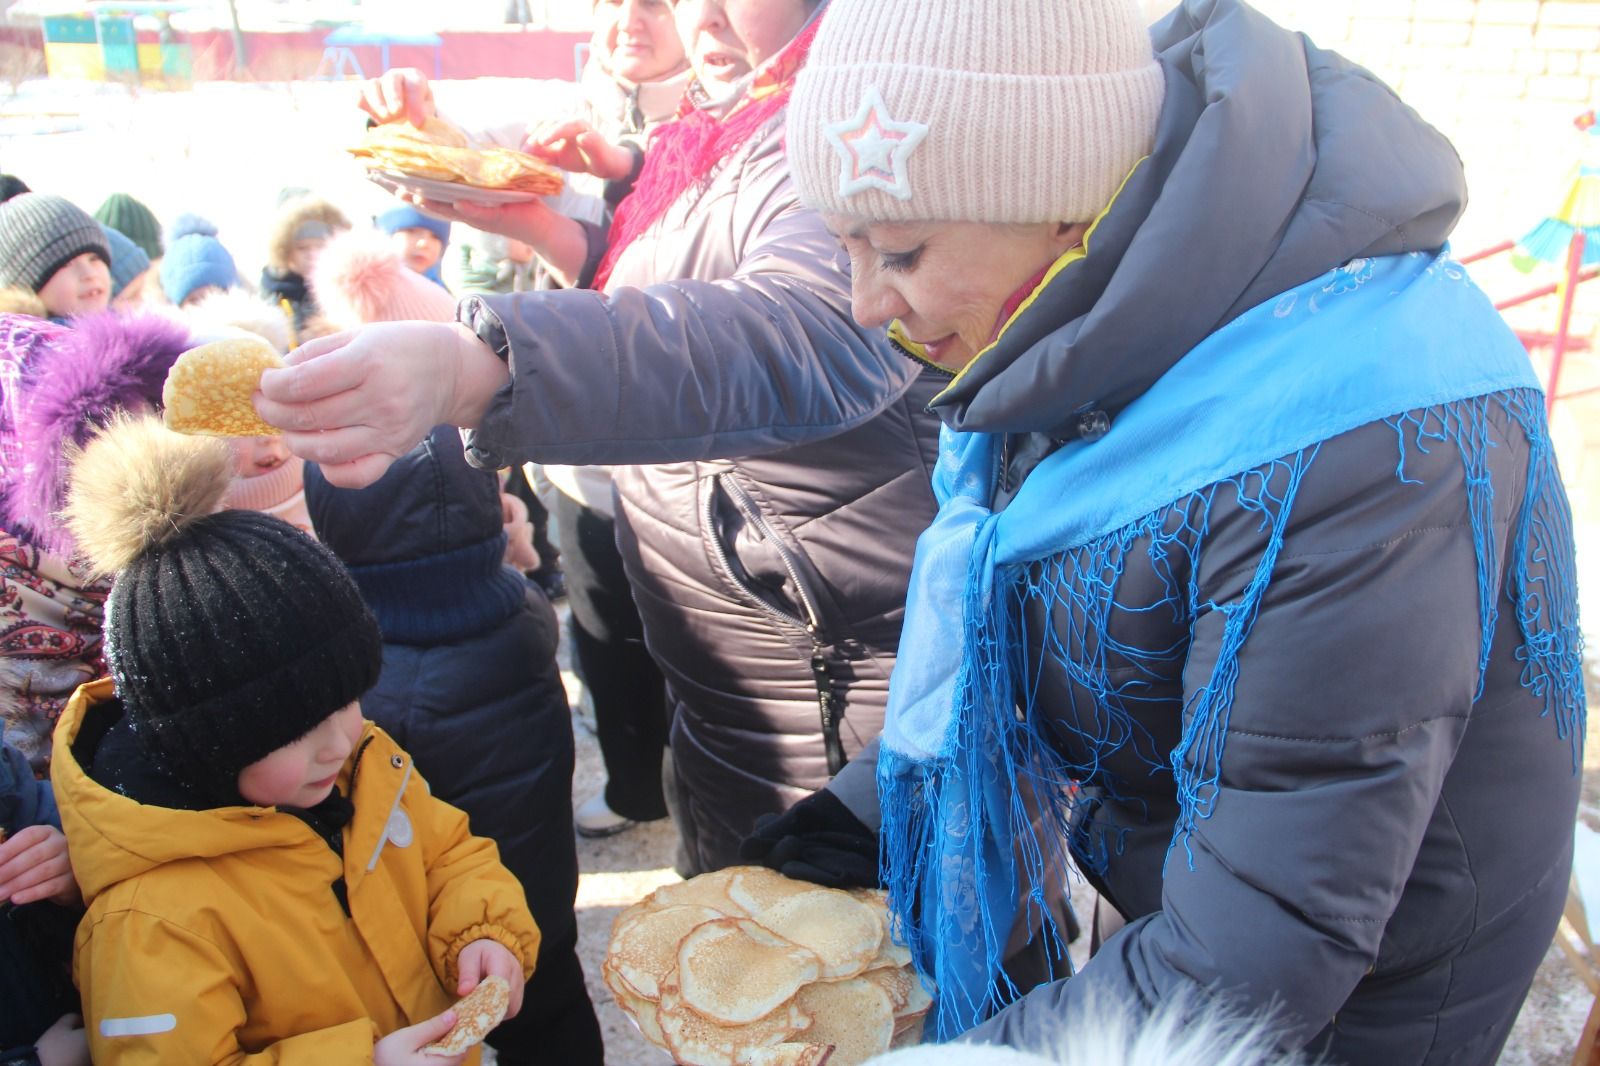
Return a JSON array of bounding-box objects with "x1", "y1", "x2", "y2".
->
[{"x1": 0, "y1": 731, "x2": 88, "y2": 1065}]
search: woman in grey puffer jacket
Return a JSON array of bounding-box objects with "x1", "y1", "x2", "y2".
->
[{"x1": 257, "y1": 0, "x2": 942, "y2": 876}]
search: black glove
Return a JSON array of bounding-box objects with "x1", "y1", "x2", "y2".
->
[{"x1": 739, "y1": 789, "x2": 880, "y2": 889}]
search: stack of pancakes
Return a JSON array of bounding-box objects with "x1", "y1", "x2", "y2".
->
[
  {"x1": 350, "y1": 116, "x2": 564, "y2": 196},
  {"x1": 604, "y1": 866, "x2": 932, "y2": 1066}
]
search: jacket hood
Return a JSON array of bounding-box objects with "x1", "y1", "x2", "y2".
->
[
  {"x1": 929, "y1": 0, "x2": 1467, "y2": 437},
  {"x1": 0, "y1": 311, "x2": 193, "y2": 554},
  {"x1": 304, "y1": 427, "x2": 524, "y2": 644},
  {"x1": 53, "y1": 679, "x2": 328, "y2": 903},
  {"x1": 266, "y1": 197, "x2": 351, "y2": 276},
  {"x1": 306, "y1": 426, "x2": 504, "y2": 565}
]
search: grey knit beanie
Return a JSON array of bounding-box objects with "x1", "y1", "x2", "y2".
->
[
  {"x1": 788, "y1": 0, "x2": 1165, "y2": 224},
  {"x1": 0, "y1": 193, "x2": 111, "y2": 293}
]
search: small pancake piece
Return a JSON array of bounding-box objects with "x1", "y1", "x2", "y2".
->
[
  {"x1": 609, "y1": 904, "x2": 724, "y2": 1001},
  {"x1": 658, "y1": 982, "x2": 811, "y2": 1066},
  {"x1": 676, "y1": 918, "x2": 822, "y2": 1025},
  {"x1": 421, "y1": 975, "x2": 510, "y2": 1056},
  {"x1": 793, "y1": 978, "x2": 895, "y2": 1066},
  {"x1": 752, "y1": 890, "x2": 882, "y2": 980},
  {"x1": 162, "y1": 337, "x2": 283, "y2": 438}
]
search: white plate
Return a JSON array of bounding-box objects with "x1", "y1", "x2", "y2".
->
[{"x1": 367, "y1": 169, "x2": 540, "y2": 206}]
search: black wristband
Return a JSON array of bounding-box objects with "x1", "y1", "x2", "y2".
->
[{"x1": 0, "y1": 1046, "x2": 42, "y2": 1066}]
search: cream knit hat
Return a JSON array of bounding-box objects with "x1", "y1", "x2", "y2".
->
[{"x1": 788, "y1": 0, "x2": 1165, "y2": 224}]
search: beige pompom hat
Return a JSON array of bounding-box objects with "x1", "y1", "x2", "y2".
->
[{"x1": 787, "y1": 0, "x2": 1166, "y2": 224}]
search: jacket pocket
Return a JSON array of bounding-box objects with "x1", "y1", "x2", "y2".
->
[{"x1": 701, "y1": 471, "x2": 848, "y2": 774}]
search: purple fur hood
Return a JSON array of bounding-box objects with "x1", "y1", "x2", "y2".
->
[{"x1": 0, "y1": 311, "x2": 193, "y2": 556}]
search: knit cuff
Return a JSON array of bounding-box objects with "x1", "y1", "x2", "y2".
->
[
  {"x1": 446, "y1": 923, "x2": 538, "y2": 986},
  {"x1": 603, "y1": 144, "x2": 647, "y2": 209},
  {"x1": 574, "y1": 220, "x2": 609, "y2": 291},
  {"x1": 458, "y1": 297, "x2": 516, "y2": 473}
]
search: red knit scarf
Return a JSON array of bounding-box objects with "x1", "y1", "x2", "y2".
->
[{"x1": 592, "y1": 16, "x2": 823, "y2": 291}]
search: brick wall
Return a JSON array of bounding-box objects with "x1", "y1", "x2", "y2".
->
[{"x1": 1237, "y1": 0, "x2": 1599, "y2": 253}]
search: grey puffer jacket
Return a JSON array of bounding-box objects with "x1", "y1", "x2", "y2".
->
[
  {"x1": 830, "y1": 2, "x2": 1582, "y2": 1063},
  {"x1": 463, "y1": 102, "x2": 941, "y2": 872}
]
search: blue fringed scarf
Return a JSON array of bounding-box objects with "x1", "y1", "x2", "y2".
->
[{"x1": 879, "y1": 249, "x2": 1585, "y2": 1039}]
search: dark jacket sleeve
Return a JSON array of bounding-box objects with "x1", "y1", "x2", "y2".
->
[
  {"x1": 460, "y1": 133, "x2": 919, "y2": 469},
  {"x1": 0, "y1": 737, "x2": 57, "y2": 835},
  {"x1": 826, "y1": 736, "x2": 882, "y2": 832},
  {"x1": 964, "y1": 419, "x2": 1520, "y2": 1049}
]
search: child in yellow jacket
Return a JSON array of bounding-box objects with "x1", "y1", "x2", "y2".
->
[{"x1": 50, "y1": 414, "x2": 541, "y2": 1066}]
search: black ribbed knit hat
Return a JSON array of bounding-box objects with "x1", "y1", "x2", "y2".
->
[
  {"x1": 0, "y1": 193, "x2": 111, "y2": 294},
  {"x1": 65, "y1": 414, "x2": 382, "y2": 798}
]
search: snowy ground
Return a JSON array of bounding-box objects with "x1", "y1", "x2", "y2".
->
[{"x1": 5, "y1": 76, "x2": 1598, "y2": 1064}]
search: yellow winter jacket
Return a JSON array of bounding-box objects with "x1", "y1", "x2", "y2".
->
[{"x1": 53, "y1": 678, "x2": 541, "y2": 1065}]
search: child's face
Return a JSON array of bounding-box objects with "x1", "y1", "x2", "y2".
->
[
  {"x1": 37, "y1": 251, "x2": 111, "y2": 317},
  {"x1": 232, "y1": 435, "x2": 291, "y2": 478},
  {"x1": 289, "y1": 236, "x2": 328, "y2": 278},
  {"x1": 393, "y1": 227, "x2": 445, "y2": 275},
  {"x1": 111, "y1": 269, "x2": 148, "y2": 310},
  {"x1": 237, "y1": 702, "x2": 363, "y2": 808}
]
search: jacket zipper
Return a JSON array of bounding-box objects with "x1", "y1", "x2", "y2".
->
[
  {"x1": 703, "y1": 473, "x2": 847, "y2": 775},
  {"x1": 327, "y1": 735, "x2": 377, "y2": 918},
  {"x1": 889, "y1": 335, "x2": 1017, "y2": 504},
  {"x1": 889, "y1": 335, "x2": 958, "y2": 379},
  {"x1": 348, "y1": 734, "x2": 376, "y2": 787}
]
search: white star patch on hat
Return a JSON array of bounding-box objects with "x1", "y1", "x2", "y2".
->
[{"x1": 825, "y1": 86, "x2": 929, "y2": 202}]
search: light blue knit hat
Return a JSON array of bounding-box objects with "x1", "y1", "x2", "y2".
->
[{"x1": 159, "y1": 215, "x2": 237, "y2": 304}]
